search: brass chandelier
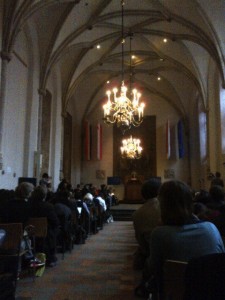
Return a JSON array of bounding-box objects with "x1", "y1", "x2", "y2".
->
[
  {"x1": 120, "y1": 136, "x2": 142, "y2": 159},
  {"x1": 102, "y1": 0, "x2": 145, "y2": 133}
]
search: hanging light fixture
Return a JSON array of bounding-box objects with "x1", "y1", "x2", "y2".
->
[
  {"x1": 120, "y1": 135, "x2": 143, "y2": 159},
  {"x1": 102, "y1": 0, "x2": 145, "y2": 133}
]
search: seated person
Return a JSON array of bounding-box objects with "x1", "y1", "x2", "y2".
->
[
  {"x1": 136, "y1": 180, "x2": 225, "y2": 298},
  {"x1": 39, "y1": 173, "x2": 50, "y2": 187},
  {"x1": 207, "y1": 185, "x2": 225, "y2": 236},
  {"x1": 94, "y1": 193, "x2": 107, "y2": 212},
  {"x1": 132, "y1": 178, "x2": 161, "y2": 270},
  {"x1": 54, "y1": 190, "x2": 77, "y2": 212},
  {"x1": 74, "y1": 191, "x2": 90, "y2": 237},
  {"x1": 83, "y1": 192, "x2": 94, "y2": 208},
  {"x1": 75, "y1": 191, "x2": 90, "y2": 216},
  {"x1": 211, "y1": 171, "x2": 224, "y2": 187},
  {"x1": 30, "y1": 186, "x2": 60, "y2": 267},
  {"x1": 54, "y1": 200, "x2": 72, "y2": 251},
  {"x1": 0, "y1": 184, "x2": 45, "y2": 271},
  {"x1": 0, "y1": 182, "x2": 34, "y2": 226},
  {"x1": 207, "y1": 185, "x2": 225, "y2": 211}
]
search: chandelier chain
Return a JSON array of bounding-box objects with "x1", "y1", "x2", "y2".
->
[{"x1": 102, "y1": 0, "x2": 145, "y2": 133}]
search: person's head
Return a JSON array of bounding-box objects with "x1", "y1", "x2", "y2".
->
[
  {"x1": 193, "y1": 189, "x2": 210, "y2": 205},
  {"x1": 31, "y1": 185, "x2": 47, "y2": 202},
  {"x1": 74, "y1": 190, "x2": 82, "y2": 200},
  {"x1": 42, "y1": 173, "x2": 49, "y2": 179},
  {"x1": 209, "y1": 185, "x2": 225, "y2": 202},
  {"x1": 158, "y1": 180, "x2": 193, "y2": 225},
  {"x1": 215, "y1": 172, "x2": 221, "y2": 178},
  {"x1": 193, "y1": 202, "x2": 207, "y2": 219},
  {"x1": 141, "y1": 178, "x2": 161, "y2": 200},
  {"x1": 55, "y1": 190, "x2": 70, "y2": 203},
  {"x1": 83, "y1": 192, "x2": 94, "y2": 203},
  {"x1": 15, "y1": 182, "x2": 34, "y2": 200}
]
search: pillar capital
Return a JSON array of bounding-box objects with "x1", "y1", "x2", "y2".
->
[{"x1": 0, "y1": 51, "x2": 12, "y2": 62}]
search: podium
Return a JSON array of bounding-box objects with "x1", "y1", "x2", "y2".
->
[{"x1": 124, "y1": 174, "x2": 144, "y2": 203}]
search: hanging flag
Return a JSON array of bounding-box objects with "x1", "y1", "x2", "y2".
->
[
  {"x1": 178, "y1": 119, "x2": 185, "y2": 158},
  {"x1": 84, "y1": 121, "x2": 91, "y2": 160},
  {"x1": 166, "y1": 119, "x2": 171, "y2": 159},
  {"x1": 97, "y1": 123, "x2": 102, "y2": 160}
]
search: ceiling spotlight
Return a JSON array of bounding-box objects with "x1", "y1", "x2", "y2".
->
[
  {"x1": 96, "y1": 44, "x2": 101, "y2": 49},
  {"x1": 131, "y1": 55, "x2": 136, "y2": 59},
  {"x1": 163, "y1": 38, "x2": 168, "y2": 43},
  {"x1": 107, "y1": 81, "x2": 110, "y2": 84},
  {"x1": 157, "y1": 77, "x2": 161, "y2": 81}
]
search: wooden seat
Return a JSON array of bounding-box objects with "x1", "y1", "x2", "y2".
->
[
  {"x1": 27, "y1": 217, "x2": 48, "y2": 238},
  {"x1": 0, "y1": 223, "x2": 25, "y2": 298},
  {"x1": 184, "y1": 253, "x2": 225, "y2": 300},
  {"x1": 162, "y1": 259, "x2": 187, "y2": 300},
  {"x1": 27, "y1": 217, "x2": 48, "y2": 254},
  {"x1": 0, "y1": 223, "x2": 24, "y2": 255},
  {"x1": 26, "y1": 217, "x2": 48, "y2": 279}
]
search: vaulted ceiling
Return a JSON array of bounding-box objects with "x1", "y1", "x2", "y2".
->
[{"x1": 2, "y1": 0, "x2": 225, "y2": 121}]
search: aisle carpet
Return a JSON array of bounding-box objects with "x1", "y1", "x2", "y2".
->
[{"x1": 16, "y1": 221, "x2": 142, "y2": 300}]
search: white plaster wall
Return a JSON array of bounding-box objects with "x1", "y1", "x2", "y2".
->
[
  {"x1": 0, "y1": 52, "x2": 28, "y2": 188},
  {"x1": 0, "y1": 24, "x2": 40, "y2": 190},
  {"x1": 0, "y1": 0, "x2": 2, "y2": 82}
]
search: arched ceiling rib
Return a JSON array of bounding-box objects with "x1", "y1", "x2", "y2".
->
[{"x1": 2, "y1": 0, "x2": 225, "y2": 121}]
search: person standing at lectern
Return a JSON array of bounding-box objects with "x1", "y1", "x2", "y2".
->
[{"x1": 132, "y1": 178, "x2": 161, "y2": 270}]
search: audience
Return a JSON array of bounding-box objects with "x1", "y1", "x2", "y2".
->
[
  {"x1": 135, "y1": 180, "x2": 225, "y2": 298},
  {"x1": 132, "y1": 178, "x2": 161, "y2": 270},
  {"x1": 3, "y1": 176, "x2": 225, "y2": 296},
  {"x1": 0, "y1": 179, "x2": 120, "y2": 278}
]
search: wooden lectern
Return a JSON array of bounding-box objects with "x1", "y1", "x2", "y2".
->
[{"x1": 124, "y1": 173, "x2": 144, "y2": 203}]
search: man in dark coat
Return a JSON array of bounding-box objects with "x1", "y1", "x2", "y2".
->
[{"x1": 30, "y1": 186, "x2": 60, "y2": 267}]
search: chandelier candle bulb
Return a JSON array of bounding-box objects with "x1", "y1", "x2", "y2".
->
[
  {"x1": 120, "y1": 135, "x2": 143, "y2": 159},
  {"x1": 102, "y1": 82, "x2": 145, "y2": 132}
]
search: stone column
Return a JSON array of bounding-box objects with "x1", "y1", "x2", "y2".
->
[
  {"x1": 0, "y1": 51, "x2": 11, "y2": 170},
  {"x1": 35, "y1": 88, "x2": 46, "y2": 182}
]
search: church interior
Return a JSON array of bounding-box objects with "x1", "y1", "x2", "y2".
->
[
  {"x1": 0, "y1": 0, "x2": 225, "y2": 299},
  {"x1": 0, "y1": 0, "x2": 224, "y2": 194}
]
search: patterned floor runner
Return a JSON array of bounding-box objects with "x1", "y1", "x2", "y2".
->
[{"x1": 16, "y1": 221, "x2": 142, "y2": 300}]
